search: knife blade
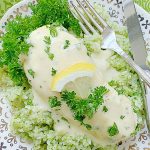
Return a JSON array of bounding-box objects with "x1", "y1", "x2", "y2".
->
[
  {"x1": 123, "y1": 0, "x2": 150, "y2": 132},
  {"x1": 123, "y1": 0, "x2": 149, "y2": 70}
]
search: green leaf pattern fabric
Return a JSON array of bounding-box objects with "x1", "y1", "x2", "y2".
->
[
  {"x1": 134, "y1": 0, "x2": 150, "y2": 13},
  {"x1": 0, "y1": 0, "x2": 149, "y2": 19}
]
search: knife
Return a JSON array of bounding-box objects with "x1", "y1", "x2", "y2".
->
[{"x1": 123, "y1": 0, "x2": 150, "y2": 132}]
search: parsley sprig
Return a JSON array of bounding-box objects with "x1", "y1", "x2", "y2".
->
[
  {"x1": 61, "y1": 86, "x2": 108, "y2": 122},
  {"x1": 48, "y1": 86, "x2": 108, "y2": 129}
]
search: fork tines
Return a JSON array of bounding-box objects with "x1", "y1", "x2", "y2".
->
[{"x1": 70, "y1": 0, "x2": 108, "y2": 34}]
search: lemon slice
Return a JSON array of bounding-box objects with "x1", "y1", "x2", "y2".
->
[{"x1": 50, "y1": 62, "x2": 96, "y2": 92}]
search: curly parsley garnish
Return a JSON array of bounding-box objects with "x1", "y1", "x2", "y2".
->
[
  {"x1": 0, "y1": 0, "x2": 81, "y2": 87},
  {"x1": 61, "y1": 86, "x2": 108, "y2": 122},
  {"x1": 48, "y1": 96, "x2": 61, "y2": 108},
  {"x1": 48, "y1": 86, "x2": 108, "y2": 130},
  {"x1": 107, "y1": 122, "x2": 119, "y2": 136},
  {"x1": 64, "y1": 40, "x2": 70, "y2": 49}
]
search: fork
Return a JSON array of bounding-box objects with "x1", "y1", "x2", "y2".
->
[{"x1": 70, "y1": 0, "x2": 150, "y2": 87}]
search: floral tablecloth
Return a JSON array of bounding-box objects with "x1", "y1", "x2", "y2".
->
[
  {"x1": 0, "y1": 0, "x2": 150, "y2": 150},
  {"x1": 0, "y1": 0, "x2": 149, "y2": 19}
]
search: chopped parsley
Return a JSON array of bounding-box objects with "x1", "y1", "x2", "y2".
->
[
  {"x1": 48, "y1": 96, "x2": 61, "y2": 108},
  {"x1": 45, "y1": 48, "x2": 54, "y2": 60},
  {"x1": 49, "y1": 25, "x2": 58, "y2": 37},
  {"x1": 45, "y1": 47, "x2": 50, "y2": 54},
  {"x1": 103, "y1": 106, "x2": 108, "y2": 112},
  {"x1": 44, "y1": 43, "x2": 54, "y2": 60},
  {"x1": 82, "y1": 123, "x2": 92, "y2": 130},
  {"x1": 28, "y1": 69, "x2": 35, "y2": 78},
  {"x1": 51, "y1": 68, "x2": 57, "y2": 76},
  {"x1": 0, "y1": 0, "x2": 81, "y2": 87},
  {"x1": 107, "y1": 122, "x2": 119, "y2": 136},
  {"x1": 49, "y1": 53, "x2": 54, "y2": 60},
  {"x1": 61, "y1": 86, "x2": 108, "y2": 124},
  {"x1": 44, "y1": 36, "x2": 51, "y2": 45},
  {"x1": 61, "y1": 117, "x2": 69, "y2": 123},
  {"x1": 64, "y1": 40, "x2": 70, "y2": 49},
  {"x1": 120, "y1": 115, "x2": 125, "y2": 120}
]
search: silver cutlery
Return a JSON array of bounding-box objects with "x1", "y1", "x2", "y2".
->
[{"x1": 123, "y1": 0, "x2": 150, "y2": 132}]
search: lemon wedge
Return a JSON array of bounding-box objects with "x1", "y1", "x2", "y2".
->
[{"x1": 50, "y1": 62, "x2": 96, "y2": 92}]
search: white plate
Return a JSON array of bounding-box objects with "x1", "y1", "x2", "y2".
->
[{"x1": 0, "y1": 0, "x2": 150, "y2": 149}]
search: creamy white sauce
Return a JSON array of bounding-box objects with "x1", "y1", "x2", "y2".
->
[
  {"x1": 91, "y1": 50, "x2": 120, "y2": 86},
  {"x1": 23, "y1": 26, "x2": 137, "y2": 146}
]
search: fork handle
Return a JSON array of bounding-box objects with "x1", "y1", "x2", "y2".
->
[{"x1": 119, "y1": 51, "x2": 150, "y2": 87}]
